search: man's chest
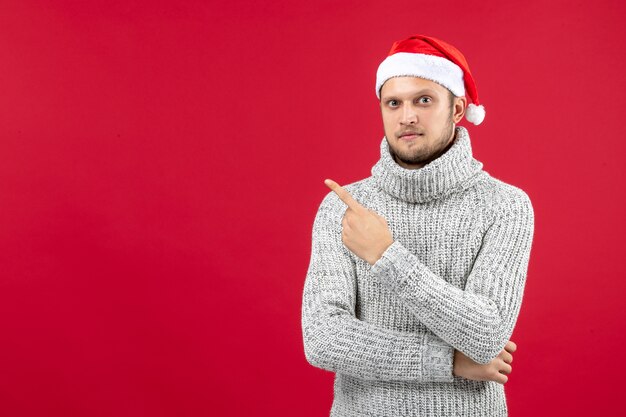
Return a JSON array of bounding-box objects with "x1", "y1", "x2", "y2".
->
[{"x1": 360, "y1": 193, "x2": 489, "y2": 284}]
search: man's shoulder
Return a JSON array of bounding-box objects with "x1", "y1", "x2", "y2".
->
[
  {"x1": 317, "y1": 176, "x2": 375, "y2": 211},
  {"x1": 476, "y1": 173, "x2": 534, "y2": 220}
]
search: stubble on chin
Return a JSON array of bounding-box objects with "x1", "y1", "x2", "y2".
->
[
  {"x1": 389, "y1": 142, "x2": 430, "y2": 166},
  {"x1": 389, "y1": 122, "x2": 456, "y2": 167}
]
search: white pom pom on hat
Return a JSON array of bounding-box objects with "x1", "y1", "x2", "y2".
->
[
  {"x1": 376, "y1": 34, "x2": 486, "y2": 126},
  {"x1": 465, "y1": 103, "x2": 486, "y2": 125}
]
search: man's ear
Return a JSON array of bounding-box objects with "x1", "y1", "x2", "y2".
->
[{"x1": 453, "y1": 96, "x2": 467, "y2": 123}]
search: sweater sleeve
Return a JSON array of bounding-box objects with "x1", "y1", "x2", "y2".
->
[
  {"x1": 301, "y1": 193, "x2": 455, "y2": 382},
  {"x1": 370, "y1": 189, "x2": 535, "y2": 365}
]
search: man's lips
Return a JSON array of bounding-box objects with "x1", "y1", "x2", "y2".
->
[{"x1": 397, "y1": 131, "x2": 423, "y2": 140}]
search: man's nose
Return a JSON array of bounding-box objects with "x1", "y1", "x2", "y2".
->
[{"x1": 400, "y1": 105, "x2": 417, "y2": 125}]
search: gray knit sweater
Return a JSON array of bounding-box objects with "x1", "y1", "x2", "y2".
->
[{"x1": 301, "y1": 126, "x2": 535, "y2": 417}]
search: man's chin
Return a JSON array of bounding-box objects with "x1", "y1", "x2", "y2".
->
[
  {"x1": 391, "y1": 149, "x2": 428, "y2": 166},
  {"x1": 397, "y1": 156, "x2": 426, "y2": 166}
]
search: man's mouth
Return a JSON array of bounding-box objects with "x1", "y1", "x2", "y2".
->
[{"x1": 397, "y1": 131, "x2": 423, "y2": 140}]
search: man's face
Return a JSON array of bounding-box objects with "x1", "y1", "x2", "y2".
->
[{"x1": 379, "y1": 76, "x2": 464, "y2": 169}]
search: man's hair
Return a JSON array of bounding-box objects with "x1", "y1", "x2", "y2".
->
[
  {"x1": 448, "y1": 90, "x2": 457, "y2": 121},
  {"x1": 448, "y1": 90, "x2": 455, "y2": 111}
]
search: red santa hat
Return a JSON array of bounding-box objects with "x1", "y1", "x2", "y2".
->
[{"x1": 376, "y1": 34, "x2": 486, "y2": 125}]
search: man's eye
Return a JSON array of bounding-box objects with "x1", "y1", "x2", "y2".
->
[
  {"x1": 388, "y1": 100, "x2": 399, "y2": 107},
  {"x1": 417, "y1": 97, "x2": 432, "y2": 104}
]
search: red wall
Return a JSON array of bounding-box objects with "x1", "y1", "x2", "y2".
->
[{"x1": 1, "y1": 1, "x2": 624, "y2": 416}]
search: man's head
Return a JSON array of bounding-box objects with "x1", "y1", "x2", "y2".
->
[
  {"x1": 379, "y1": 76, "x2": 466, "y2": 169},
  {"x1": 375, "y1": 34, "x2": 484, "y2": 169}
]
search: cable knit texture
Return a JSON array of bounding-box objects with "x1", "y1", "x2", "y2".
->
[{"x1": 301, "y1": 126, "x2": 535, "y2": 417}]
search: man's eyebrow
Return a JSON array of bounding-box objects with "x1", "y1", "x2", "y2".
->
[{"x1": 381, "y1": 88, "x2": 439, "y2": 100}]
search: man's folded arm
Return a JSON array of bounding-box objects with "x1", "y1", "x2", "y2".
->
[
  {"x1": 370, "y1": 189, "x2": 535, "y2": 365},
  {"x1": 301, "y1": 192, "x2": 455, "y2": 383}
]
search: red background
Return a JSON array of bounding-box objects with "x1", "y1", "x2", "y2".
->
[{"x1": 1, "y1": 1, "x2": 624, "y2": 416}]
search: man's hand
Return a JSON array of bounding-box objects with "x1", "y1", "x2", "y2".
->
[
  {"x1": 453, "y1": 340, "x2": 517, "y2": 384},
  {"x1": 325, "y1": 179, "x2": 394, "y2": 266}
]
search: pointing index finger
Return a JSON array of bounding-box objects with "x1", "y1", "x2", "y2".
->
[{"x1": 324, "y1": 179, "x2": 364, "y2": 211}]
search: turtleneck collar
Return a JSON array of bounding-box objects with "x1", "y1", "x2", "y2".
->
[{"x1": 371, "y1": 126, "x2": 484, "y2": 203}]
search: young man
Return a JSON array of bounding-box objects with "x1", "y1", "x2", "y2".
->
[{"x1": 301, "y1": 34, "x2": 535, "y2": 417}]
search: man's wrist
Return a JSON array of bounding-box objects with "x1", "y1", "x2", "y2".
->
[
  {"x1": 368, "y1": 240, "x2": 395, "y2": 266},
  {"x1": 369, "y1": 240, "x2": 400, "y2": 274}
]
